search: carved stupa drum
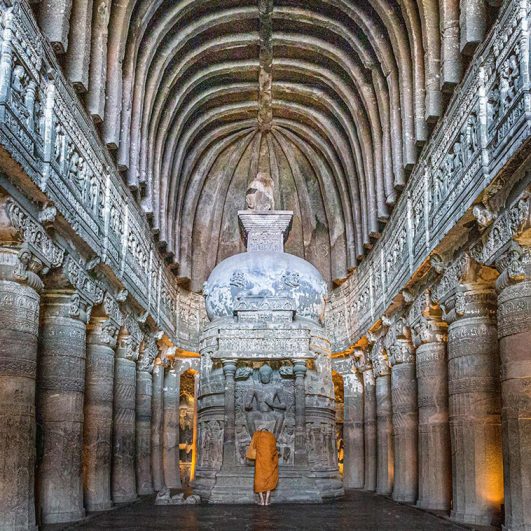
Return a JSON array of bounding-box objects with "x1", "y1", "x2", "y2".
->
[{"x1": 192, "y1": 206, "x2": 344, "y2": 503}]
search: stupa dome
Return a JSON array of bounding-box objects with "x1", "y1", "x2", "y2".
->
[{"x1": 203, "y1": 249, "x2": 327, "y2": 325}]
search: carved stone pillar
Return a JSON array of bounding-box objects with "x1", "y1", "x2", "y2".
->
[
  {"x1": 358, "y1": 355, "x2": 376, "y2": 491},
  {"x1": 163, "y1": 365, "x2": 181, "y2": 487},
  {"x1": 36, "y1": 289, "x2": 89, "y2": 524},
  {"x1": 293, "y1": 359, "x2": 308, "y2": 466},
  {"x1": 83, "y1": 313, "x2": 118, "y2": 511},
  {"x1": 221, "y1": 359, "x2": 237, "y2": 467},
  {"x1": 112, "y1": 331, "x2": 138, "y2": 503},
  {"x1": 371, "y1": 341, "x2": 394, "y2": 496},
  {"x1": 342, "y1": 372, "x2": 364, "y2": 489},
  {"x1": 151, "y1": 360, "x2": 165, "y2": 491},
  {"x1": 442, "y1": 265, "x2": 503, "y2": 525},
  {"x1": 413, "y1": 305, "x2": 451, "y2": 511},
  {"x1": 0, "y1": 196, "x2": 63, "y2": 530},
  {"x1": 0, "y1": 248, "x2": 43, "y2": 530},
  {"x1": 496, "y1": 244, "x2": 531, "y2": 531},
  {"x1": 136, "y1": 368, "x2": 153, "y2": 495},
  {"x1": 388, "y1": 329, "x2": 418, "y2": 504}
]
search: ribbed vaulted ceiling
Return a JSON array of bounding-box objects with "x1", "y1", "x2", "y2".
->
[{"x1": 35, "y1": 0, "x2": 499, "y2": 290}]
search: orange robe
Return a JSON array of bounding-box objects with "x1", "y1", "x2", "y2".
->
[{"x1": 247, "y1": 430, "x2": 279, "y2": 493}]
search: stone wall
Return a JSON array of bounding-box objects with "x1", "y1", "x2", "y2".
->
[
  {"x1": 326, "y1": 0, "x2": 531, "y2": 352},
  {"x1": 0, "y1": 0, "x2": 207, "y2": 352}
]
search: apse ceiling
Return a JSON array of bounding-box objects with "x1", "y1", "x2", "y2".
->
[{"x1": 35, "y1": 0, "x2": 499, "y2": 291}]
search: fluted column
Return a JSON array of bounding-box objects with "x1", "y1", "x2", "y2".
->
[
  {"x1": 293, "y1": 360, "x2": 308, "y2": 466},
  {"x1": 36, "y1": 289, "x2": 89, "y2": 524},
  {"x1": 413, "y1": 306, "x2": 451, "y2": 511},
  {"x1": 359, "y1": 358, "x2": 376, "y2": 491},
  {"x1": 446, "y1": 279, "x2": 503, "y2": 525},
  {"x1": 342, "y1": 372, "x2": 364, "y2": 489},
  {"x1": 0, "y1": 247, "x2": 43, "y2": 530},
  {"x1": 83, "y1": 315, "x2": 118, "y2": 511},
  {"x1": 112, "y1": 331, "x2": 138, "y2": 503},
  {"x1": 151, "y1": 360, "x2": 165, "y2": 491},
  {"x1": 221, "y1": 359, "x2": 237, "y2": 467},
  {"x1": 371, "y1": 342, "x2": 394, "y2": 496},
  {"x1": 496, "y1": 244, "x2": 531, "y2": 531},
  {"x1": 163, "y1": 364, "x2": 181, "y2": 487},
  {"x1": 388, "y1": 329, "x2": 418, "y2": 503},
  {"x1": 136, "y1": 367, "x2": 153, "y2": 495}
]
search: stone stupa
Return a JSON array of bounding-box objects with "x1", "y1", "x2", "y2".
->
[{"x1": 192, "y1": 173, "x2": 344, "y2": 503}]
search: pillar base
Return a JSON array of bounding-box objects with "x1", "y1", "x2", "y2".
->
[
  {"x1": 138, "y1": 487, "x2": 154, "y2": 496},
  {"x1": 113, "y1": 495, "x2": 139, "y2": 504},
  {"x1": 41, "y1": 509, "x2": 85, "y2": 524},
  {"x1": 502, "y1": 525, "x2": 531, "y2": 531},
  {"x1": 392, "y1": 495, "x2": 416, "y2": 504},
  {"x1": 86, "y1": 501, "x2": 113, "y2": 512},
  {"x1": 416, "y1": 500, "x2": 450, "y2": 511},
  {"x1": 451, "y1": 509, "x2": 496, "y2": 527}
]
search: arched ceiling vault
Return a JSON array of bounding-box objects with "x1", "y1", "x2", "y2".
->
[{"x1": 35, "y1": 0, "x2": 500, "y2": 291}]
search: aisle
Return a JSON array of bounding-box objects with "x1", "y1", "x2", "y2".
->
[{"x1": 46, "y1": 490, "x2": 496, "y2": 531}]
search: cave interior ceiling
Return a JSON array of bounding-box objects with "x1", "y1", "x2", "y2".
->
[{"x1": 35, "y1": 0, "x2": 501, "y2": 291}]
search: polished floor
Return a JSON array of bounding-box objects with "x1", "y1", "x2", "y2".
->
[{"x1": 46, "y1": 490, "x2": 498, "y2": 531}]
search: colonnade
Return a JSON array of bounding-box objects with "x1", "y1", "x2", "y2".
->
[
  {"x1": 339, "y1": 243, "x2": 530, "y2": 530},
  {"x1": 0, "y1": 216, "x2": 194, "y2": 529}
]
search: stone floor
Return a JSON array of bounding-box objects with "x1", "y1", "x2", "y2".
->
[{"x1": 45, "y1": 490, "x2": 498, "y2": 531}]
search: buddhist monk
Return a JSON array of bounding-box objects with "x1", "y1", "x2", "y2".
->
[{"x1": 246, "y1": 428, "x2": 279, "y2": 506}]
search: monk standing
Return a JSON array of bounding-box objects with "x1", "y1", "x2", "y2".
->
[{"x1": 246, "y1": 428, "x2": 279, "y2": 505}]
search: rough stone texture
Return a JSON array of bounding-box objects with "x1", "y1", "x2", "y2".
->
[
  {"x1": 362, "y1": 368, "x2": 377, "y2": 492},
  {"x1": 414, "y1": 317, "x2": 452, "y2": 511},
  {"x1": 389, "y1": 354, "x2": 418, "y2": 503},
  {"x1": 496, "y1": 251, "x2": 531, "y2": 531},
  {"x1": 83, "y1": 316, "x2": 117, "y2": 512},
  {"x1": 446, "y1": 285, "x2": 503, "y2": 526},
  {"x1": 112, "y1": 335, "x2": 138, "y2": 503},
  {"x1": 342, "y1": 373, "x2": 364, "y2": 489},
  {"x1": 163, "y1": 367, "x2": 181, "y2": 489},
  {"x1": 136, "y1": 369, "x2": 153, "y2": 495},
  {"x1": 36, "y1": 289, "x2": 88, "y2": 524},
  {"x1": 0, "y1": 248, "x2": 41, "y2": 531},
  {"x1": 151, "y1": 362, "x2": 165, "y2": 492}
]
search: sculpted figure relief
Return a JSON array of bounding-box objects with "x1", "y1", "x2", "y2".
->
[
  {"x1": 246, "y1": 172, "x2": 274, "y2": 210},
  {"x1": 245, "y1": 364, "x2": 286, "y2": 438}
]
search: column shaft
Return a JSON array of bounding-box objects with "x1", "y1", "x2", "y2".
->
[
  {"x1": 151, "y1": 363, "x2": 164, "y2": 491},
  {"x1": 221, "y1": 360, "x2": 236, "y2": 468},
  {"x1": 37, "y1": 290, "x2": 87, "y2": 523},
  {"x1": 136, "y1": 369, "x2": 153, "y2": 495},
  {"x1": 0, "y1": 250, "x2": 41, "y2": 530},
  {"x1": 391, "y1": 361, "x2": 418, "y2": 502},
  {"x1": 416, "y1": 339, "x2": 451, "y2": 510},
  {"x1": 375, "y1": 373, "x2": 393, "y2": 495},
  {"x1": 112, "y1": 354, "x2": 138, "y2": 502},
  {"x1": 448, "y1": 287, "x2": 503, "y2": 525},
  {"x1": 363, "y1": 369, "x2": 376, "y2": 491},
  {"x1": 293, "y1": 360, "x2": 308, "y2": 466},
  {"x1": 163, "y1": 367, "x2": 181, "y2": 487},
  {"x1": 343, "y1": 373, "x2": 364, "y2": 489},
  {"x1": 83, "y1": 317, "x2": 116, "y2": 511},
  {"x1": 497, "y1": 269, "x2": 531, "y2": 531}
]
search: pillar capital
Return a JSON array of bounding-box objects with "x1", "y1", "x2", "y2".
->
[
  {"x1": 495, "y1": 242, "x2": 531, "y2": 291},
  {"x1": 40, "y1": 289, "x2": 92, "y2": 324},
  {"x1": 293, "y1": 359, "x2": 307, "y2": 378},
  {"x1": 369, "y1": 339, "x2": 390, "y2": 377},
  {"x1": 221, "y1": 359, "x2": 237, "y2": 377},
  {"x1": 0, "y1": 195, "x2": 64, "y2": 290}
]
